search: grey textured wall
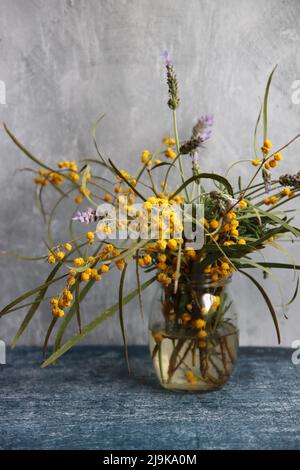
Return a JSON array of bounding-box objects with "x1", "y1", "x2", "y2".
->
[{"x1": 0, "y1": 0, "x2": 300, "y2": 348}]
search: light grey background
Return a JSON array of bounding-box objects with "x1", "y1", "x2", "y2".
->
[{"x1": 0, "y1": 0, "x2": 300, "y2": 347}]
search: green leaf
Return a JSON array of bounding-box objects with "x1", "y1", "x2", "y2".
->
[
  {"x1": 92, "y1": 114, "x2": 108, "y2": 165},
  {"x1": 43, "y1": 317, "x2": 58, "y2": 356},
  {"x1": 239, "y1": 261, "x2": 300, "y2": 270},
  {"x1": 0, "y1": 250, "x2": 47, "y2": 262},
  {"x1": 171, "y1": 173, "x2": 234, "y2": 198},
  {"x1": 253, "y1": 104, "x2": 262, "y2": 159},
  {"x1": 42, "y1": 276, "x2": 156, "y2": 367},
  {"x1": 10, "y1": 263, "x2": 63, "y2": 348},
  {"x1": 81, "y1": 164, "x2": 98, "y2": 207},
  {"x1": 119, "y1": 264, "x2": 130, "y2": 372},
  {"x1": 3, "y1": 123, "x2": 56, "y2": 173},
  {"x1": 0, "y1": 273, "x2": 67, "y2": 316},
  {"x1": 257, "y1": 207, "x2": 300, "y2": 238},
  {"x1": 135, "y1": 250, "x2": 144, "y2": 320},
  {"x1": 151, "y1": 161, "x2": 174, "y2": 171},
  {"x1": 287, "y1": 277, "x2": 299, "y2": 306},
  {"x1": 75, "y1": 282, "x2": 82, "y2": 334},
  {"x1": 239, "y1": 269, "x2": 280, "y2": 343},
  {"x1": 53, "y1": 278, "x2": 96, "y2": 352},
  {"x1": 263, "y1": 66, "x2": 277, "y2": 141}
]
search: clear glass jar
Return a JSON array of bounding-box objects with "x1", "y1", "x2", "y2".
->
[{"x1": 149, "y1": 275, "x2": 239, "y2": 392}]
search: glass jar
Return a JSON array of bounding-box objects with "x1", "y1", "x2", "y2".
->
[{"x1": 149, "y1": 275, "x2": 239, "y2": 392}]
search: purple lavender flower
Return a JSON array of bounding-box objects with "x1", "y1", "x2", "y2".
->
[
  {"x1": 72, "y1": 208, "x2": 97, "y2": 224},
  {"x1": 180, "y1": 114, "x2": 214, "y2": 155},
  {"x1": 192, "y1": 114, "x2": 214, "y2": 143},
  {"x1": 262, "y1": 170, "x2": 272, "y2": 193},
  {"x1": 162, "y1": 50, "x2": 172, "y2": 65}
]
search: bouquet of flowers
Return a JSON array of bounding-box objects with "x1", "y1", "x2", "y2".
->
[{"x1": 1, "y1": 52, "x2": 300, "y2": 391}]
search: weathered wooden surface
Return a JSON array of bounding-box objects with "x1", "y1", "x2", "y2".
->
[{"x1": 0, "y1": 346, "x2": 299, "y2": 450}]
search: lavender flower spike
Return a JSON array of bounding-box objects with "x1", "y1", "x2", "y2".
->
[
  {"x1": 162, "y1": 50, "x2": 172, "y2": 65},
  {"x1": 192, "y1": 114, "x2": 214, "y2": 143},
  {"x1": 72, "y1": 208, "x2": 97, "y2": 224}
]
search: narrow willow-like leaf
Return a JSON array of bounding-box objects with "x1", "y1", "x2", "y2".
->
[
  {"x1": 92, "y1": 114, "x2": 108, "y2": 165},
  {"x1": 36, "y1": 184, "x2": 47, "y2": 223},
  {"x1": 81, "y1": 164, "x2": 98, "y2": 207},
  {"x1": 253, "y1": 104, "x2": 262, "y2": 159},
  {"x1": 263, "y1": 66, "x2": 277, "y2": 141},
  {"x1": 42, "y1": 276, "x2": 156, "y2": 367},
  {"x1": 239, "y1": 261, "x2": 300, "y2": 270},
  {"x1": 118, "y1": 264, "x2": 130, "y2": 372},
  {"x1": 53, "y1": 245, "x2": 102, "y2": 350},
  {"x1": 0, "y1": 274, "x2": 67, "y2": 316},
  {"x1": 3, "y1": 123, "x2": 56, "y2": 173},
  {"x1": 43, "y1": 317, "x2": 58, "y2": 356},
  {"x1": 239, "y1": 269, "x2": 280, "y2": 343},
  {"x1": 286, "y1": 277, "x2": 299, "y2": 306},
  {"x1": 256, "y1": 207, "x2": 300, "y2": 238},
  {"x1": 11, "y1": 263, "x2": 63, "y2": 348},
  {"x1": 75, "y1": 282, "x2": 82, "y2": 334},
  {"x1": 171, "y1": 173, "x2": 234, "y2": 198},
  {"x1": 53, "y1": 279, "x2": 96, "y2": 352},
  {"x1": 108, "y1": 159, "x2": 146, "y2": 201},
  {"x1": 1, "y1": 296, "x2": 52, "y2": 314},
  {"x1": 151, "y1": 161, "x2": 174, "y2": 171},
  {"x1": 234, "y1": 258, "x2": 285, "y2": 309},
  {"x1": 0, "y1": 250, "x2": 47, "y2": 262},
  {"x1": 238, "y1": 176, "x2": 242, "y2": 191},
  {"x1": 135, "y1": 250, "x2": 144, "y2": 320}
]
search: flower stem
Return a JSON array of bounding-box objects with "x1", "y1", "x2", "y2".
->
[{"x1": 172, "y1": 110, "x2": 190, "y2": 202}]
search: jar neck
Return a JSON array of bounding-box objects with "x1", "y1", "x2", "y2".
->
[{"x1": 181, "y1": 273, "x2": 231, "y2": 290}]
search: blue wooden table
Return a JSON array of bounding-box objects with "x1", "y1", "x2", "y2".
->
[{"x1": 0, "y1": 346, "x2": 299, "y2": 450}]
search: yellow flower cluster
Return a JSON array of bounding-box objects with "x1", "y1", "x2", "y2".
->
[
  {"x1": 221, "y1": 210, "x2": 246, "y2": 246},
  {"x1": 252, "y1": 139, "x2": 272, "y2": 166},
  {"x1": 185, "y1": 370, "x2": 198, "y2": 384},
  {"x1": 162, "y1": 137, "x2": 176, "y2": 147},
  {"x1": 204, "y1": 259, "x2": 235, "y2": 282},
  {"x1": 201, "y1": 209, "x2": 246, "y2": 248},
  {"x1": 264, "y1": 153, "x2": 283, "y2": 170},
  {"x1": 114, "y1": 170, "x2": 137, "y2": 197},
  {"x1": 34, "y1": 169, "x2": 64, "y2": 187},
  {"x1": 140, "y1": 137, "x2": 176, "y2": 168},
  {"x1": 252, "y1": 139, "x2": 283, "y2": 171},
  {"x1": 261, "y1": 138, "x2": 272, "y2": 155},
  {"x1": 162, "y1": 136, "x2": 176, "y2": 159},
  {"x1": 50, "y1": 288, "x2": 73, "y2": 317},
  {"x1": 74, "y1": 185, "x2": 92, "y2": 205},
  {"x1": 138, "y1": 254, "x2": 152, "y2": 267},
  {"x1": 264, "y1": 187, "x2": 293, "y2": 206},
  {"x1": 58, "y1": 160, "x2": 81, "y2": 182}
]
